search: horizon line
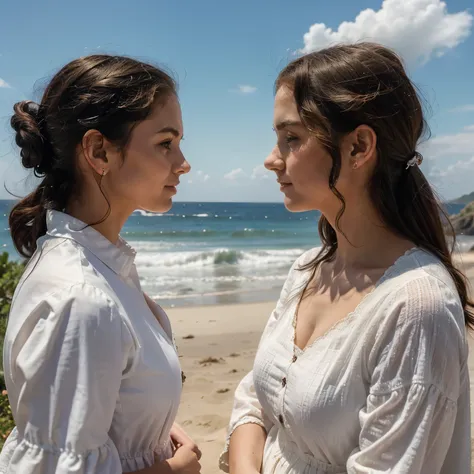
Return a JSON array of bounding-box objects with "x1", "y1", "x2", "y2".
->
[
  {"x1": 0, "y1": 198, "x2": 287, "y2": 204},
  {"x1": 0, "y1": 198, "x2": 466, "y2": 205}
]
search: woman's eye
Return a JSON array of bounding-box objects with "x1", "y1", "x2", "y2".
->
[
  {"x1": 160, "y1": 140, "x2": 172, "y2": 150},
  {"x1": 285, "y1": 135, "x2": 298, "y2": 144}
]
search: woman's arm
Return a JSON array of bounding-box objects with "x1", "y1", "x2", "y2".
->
[
  {"x1": 4, "y1": 284, "x2": 200, "y2": 474},
  {"x1": 170, "y1": 422, "x2": 202, "y2": 460},
  {"x1": 219, "y1": 370, "x2": 270, "y2": 472},
  {"x1": 126, "y1": 445, "x2": 201, "y2": 474},
  {"x1": 219, "y1": 250, "x2": 313, "y2": 473},
  {"x1": 4, "y1": 284, "x2": 130, "y2": 473},
  {"x1": 347, "y1": 279, "x2": 469, "y2": 473},
  {"x1": 228, "y1": 423, "x2": 266, "y2": 474}
]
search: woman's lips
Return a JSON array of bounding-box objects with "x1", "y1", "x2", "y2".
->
[{"x1": 278, "y1": 181, "x2": 293, "y2": 191}]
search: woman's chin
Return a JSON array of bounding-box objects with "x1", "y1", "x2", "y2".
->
[
  {"x1": 142, "y1": 198, "x2": 173, "y2": 214},
  {"x1": 283, "y1": 196, "x2": 312, "y2": 213}
]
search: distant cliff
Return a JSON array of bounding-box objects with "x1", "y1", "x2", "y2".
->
[
  {"x1": 450, "y1": 192, "x2": 474, "y2": 206},
  {"x1": 450, "y1": 202, "x2": 474, "y2": 240}
]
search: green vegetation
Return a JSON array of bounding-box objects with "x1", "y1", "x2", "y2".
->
[
  {"x1": 459, "y1": 202, "x2": 474, "y2": 217},
  {"x1": 0, "y1": 253, "x2": 24, "y2": 372},
  {"x1": 450, "y1": 201, "x2": 474, "y2": 238},
  {"x1": 0, "y1": 390, "x2": 15, "y2": 447},
  {"x1": 0, "y1": 252, "x2": 24, "y2": 449}
]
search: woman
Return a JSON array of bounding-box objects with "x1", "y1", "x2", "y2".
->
[
  {"x1": 221, "y1": 43, "x2": 472, "y2": 473},
  {"x1": 0, "y1": 55, "x2": 201, "y2": 473}
]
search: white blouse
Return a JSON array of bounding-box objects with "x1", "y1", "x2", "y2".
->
[
  {"x1": 220, "y1": 247, "x2": 471, "y2": 474},
  {"x1": 0, "y1": 210, "x2": 182, "y2": 473}
]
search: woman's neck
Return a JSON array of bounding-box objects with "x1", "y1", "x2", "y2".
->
[
  {"x1": 327, "y1": 201, "x2": 414, "y2": 272},
  {"x1": 66, "y1": 197, "x2": 130, "y2": 245}
]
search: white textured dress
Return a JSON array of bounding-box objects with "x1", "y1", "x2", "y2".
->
[
  {"x1": 0, "y1": 211, "x2": 183, "y2": 473},
  {"x1": 220, "y1": 247, "x2": 471, "y2": 474}
]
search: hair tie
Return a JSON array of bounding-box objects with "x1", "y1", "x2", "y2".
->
[
  {"x1": 25, "y1": 101, "x2": 40, "y2": 116},
  {"x1": 406, "y1": 151, "x2": 423, "y2": 170}
]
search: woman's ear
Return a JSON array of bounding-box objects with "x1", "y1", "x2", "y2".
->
[
  {"x1": 81, "y1": 129, "x2": 111, "y2": 176},
  {"x1": 341, "y1": 125, "x2": 377, "y2": 170}
]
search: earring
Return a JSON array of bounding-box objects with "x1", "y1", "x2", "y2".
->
[
  {"x1": 352, "y1": 161, "x2": 358, "y2": 170},
  {"x1": 102, "y1": 169, "x2": 107, "y2": 176}
]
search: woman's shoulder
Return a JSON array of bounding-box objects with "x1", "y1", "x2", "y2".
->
[
  {"x1": 15, "y1": 235, "x2": 112, "y2": 304},
  {"x1": 289, "y1": 246, "x2": 321, "y2": 273},
  {"x1": 8, "y1": 236, "x2": 126, "y2": 340},
  {"x1": 9, "y1": 278, "x2": 121, "y2": 333},
  {"x1": 369, "y1": 248, "x2": 468, "y2": 362},
  {"x1": 382, "y1": 248, "x2": 463, "y2": 311},
  {"x1": 280, "y1": 247, "x2": 320, "y2": 293},
  {"x1": 362, "y1": 249, "x2": 469, "y2": 396},
  {"x1": 399, "y1": 248, "x2": 459, "y2": 290}
]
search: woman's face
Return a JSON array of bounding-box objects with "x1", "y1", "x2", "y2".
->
[
  {"x1": 264, "y1": 86, "x2": 335, "y2": 213},
  {"x1": 264, "y1": 85, "x2": 365, "y2": 216},
  {"x1": 106, "y1": 94, "x2": 190, "y2": 214}
]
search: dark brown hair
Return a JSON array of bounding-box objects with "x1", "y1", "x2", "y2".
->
[
  {"x1": 276, "y1": 42, "x2": 474, "y2": 328},
  {"x1": 9, "y1": 54, "x2": 176, "y2": 259}
]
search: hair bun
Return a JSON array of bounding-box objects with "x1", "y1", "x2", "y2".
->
[{"x1": 11, "y1": 100, "x2": 50, "y2": 173}]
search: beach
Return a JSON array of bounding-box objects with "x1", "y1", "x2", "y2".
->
[
  {"x1": 170, "y1": 301, "x2": 276, "y2": 473},
  {"x1": 169, "y1": 252, "x2": 474, "y2": 474}
]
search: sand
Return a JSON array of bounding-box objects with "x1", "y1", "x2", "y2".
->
[
  {"x1": 170, "y1": 302, "x2": 271, "y2": 473},
  {"x1": 168, "y1": 252, "x2": 474, "y2": 474}
]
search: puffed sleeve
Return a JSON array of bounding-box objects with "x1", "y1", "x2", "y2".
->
[
  {"x1": 347, "y1": 276, "x2": 470, "y2": 474},
  {"x1": 0, "y1": 283, "x2": 135, "y2": 474},
  {"x1": 219, "y1": 248, "x2": 317, "y2": 472}
]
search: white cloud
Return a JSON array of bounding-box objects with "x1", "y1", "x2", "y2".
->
[
  {"x1": 251, "y1": 165, "x2": 271, "y2": 180},
  {"x1": 188, "y1": 170, "x2": 210, "y2": 184},
  {"x1": 450, "y1": 104, "x2": 474, "y2": 113},
  {"x1": 224, "y1": 168, "x2": 246, "y2": 180},
  {"x1": 0, "y1": 78, "x2": 11, "y2": 88},
  {"x1": 429, "y1": 155, "x2": 474, "y2": 200},
  {"x1": 431, "y1": 156, "x2": 474, "y2": 179},
  {"x1": 299, "y1": 0, "x2": 472, "y2": 65},
  {"x1": 422, "y1": 125, "x2": 474, "y2": 198},
  {"x1": 422, "y1": 125, "x2": 474, "y2": 158},
  {"x1": 234, "y1": 85, "x2": 257, "y2": 95}
]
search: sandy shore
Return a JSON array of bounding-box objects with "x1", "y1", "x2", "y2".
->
[
  {"x1": 168, "y1": 252, "x2": 474, "y2": 474},
  {"x1": 170, "y1": 301, "x2": 272, "y2": 473}
]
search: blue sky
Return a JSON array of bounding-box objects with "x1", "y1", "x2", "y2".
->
[{"x1": 1, "y1": 0, "x2": 473, "y2": 202}]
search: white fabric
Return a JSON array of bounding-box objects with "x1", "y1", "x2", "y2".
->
[
  {"x1": 0, "y1": 210, "x2": 182, "y2": 473},
  {"x1": 220, "y1": 248, "x2": 471, "y2": 474}
]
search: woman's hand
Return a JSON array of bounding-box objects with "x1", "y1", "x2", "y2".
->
[
  {"x1": 170, "y1": 423, "x2": 202, "y2": 461},
  {"x1": 166, "y1": 445, "x2": 201, "y2": 474}
]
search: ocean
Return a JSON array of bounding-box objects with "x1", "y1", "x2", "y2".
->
[{"x1": 1, "y1": 200, "x2": 473, "y2": 307}]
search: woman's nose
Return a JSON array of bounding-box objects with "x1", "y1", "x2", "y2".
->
[{"x1": 264, "y1": 147, "x2": 285, "y2": 172}]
